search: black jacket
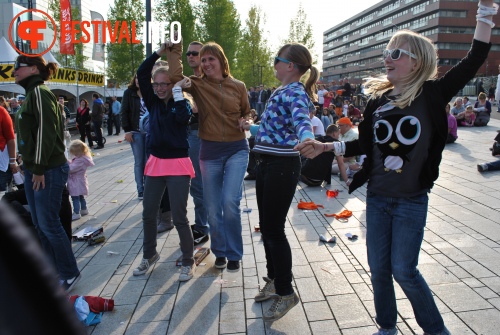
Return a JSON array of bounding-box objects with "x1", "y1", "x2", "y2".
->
[
  {"x1": 120, "y1": 88, "x2": 141, "y2": 132},
  {"x1": 345, "y1": 39, "x2": 491, "y2": 194}
]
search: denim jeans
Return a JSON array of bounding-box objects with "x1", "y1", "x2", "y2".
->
[
  {"x1": 256, "y1": 155, "x2": 300, "y2": 296},
  {"x1": 142, "y1": 175, "x2": 194, "y2": 266},
  {"x1": 71, "y1": 195, "x2": 87, "y2": 214},
  {"x1": 92, "y1": 120, "x2": 103, "y2": 147},
  {"x1": 200, "y1": 149, "x2": 248, "y2": 260},
  {"x1": 24, "y1": 163, "x2": 80, "y2": 280},
  {"x1": 486, "y1": 160, "x2": 500, "y2": 171},
  {"x1": 366, "y1": 191, "x2": 446, "y2": 334},
  {"x1": 188, "y1": 129, "x2": 208, "y2": 234},
  {"x1": 129, "y1": 132, "x2": 147, "y2": 194}
]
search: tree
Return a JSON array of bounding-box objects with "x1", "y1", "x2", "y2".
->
[
  {"x1": 232, "y1": 5, "x2": 274, "y2": 88},
  {"x1": 47, "y1": 0, "x2": 88, "y2": 69},
  {"x1": 195, "y1": 0, "x2": 241, "y2": 73},
  {"x1": 286, "y1": 3, "x2": 316, "y2": 61},
  {"x1": 154, "y1": 0, "x2": 199, "y2": 75},
  {"x1": 106, "y1": 0, "x2": 145, "y2": 85}
]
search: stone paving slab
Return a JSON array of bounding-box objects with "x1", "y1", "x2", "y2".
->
[{"x1": 63, "y1": 119, "x2": 500, "y2": 334}]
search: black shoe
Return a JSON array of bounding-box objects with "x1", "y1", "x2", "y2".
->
[
  {"x1": 114, "y1": 133, "x2": 120, "y2": 136},
  {"x1": 215, "y1": 257, "x2": 227, "y2": 269},
  {"x1": 244, "y1": 174, "x2": 256, "y2": 180},
  {"x1": 94, "y1": 145, "x2": 104, "y2": 150},
  {"x1": 227, "y1": 260, "x2": 240, "y2": 272},
  {"x1": 108, "y1": 134, "x2": 113, "y2": 136},
  {"x1": 191, "y1": 227, "x2": 209, "y2": 245}
]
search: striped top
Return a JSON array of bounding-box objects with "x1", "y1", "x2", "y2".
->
[{"x1": 254, "y1": 82, "x2": 315, "y2": 156}]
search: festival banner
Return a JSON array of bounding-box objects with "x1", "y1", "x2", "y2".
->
[
  {"x1": 59, "y1": 0, "x2": 75, "y2": 55},
  {"x1": 0, "y1": 63, "x2": 104, "y2": 86},
  {"x1": 90, "y1": 11, "x2": 105, "y2": 62}
]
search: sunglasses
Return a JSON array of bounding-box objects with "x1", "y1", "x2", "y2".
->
[
  {"x1": 382, "y1": 48, "x2": 417, "y2": 61},
  {"x1": 274, "y1": 56, "x2": 295, "y2": 66},
  {"x1": 186, "y1": 51, "x2": 199, "y2": 57},
  {"x1": 14, "y1": 62, "x2": 31, "y2": 71}
]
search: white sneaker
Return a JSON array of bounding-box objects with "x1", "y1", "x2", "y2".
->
[
  {"x1": 133, "y1": 253, "x2": 160, "y2": 276},
  {"x1": 80, "y1": 209, "x2": 89, "y2": 216},
  {"x1": 72, "y1": 213, "x2": 81, "y2": 221},
  {"x1": 179, "y1": 264, "x2": 196, "y2": 282}
]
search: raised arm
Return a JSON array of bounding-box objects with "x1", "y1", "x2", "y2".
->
[{"x1": 474, "y1": 0, "x2": 497, "y2": 43}]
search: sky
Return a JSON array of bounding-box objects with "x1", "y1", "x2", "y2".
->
[{"x1": 94, "y1": 0, "x2": 382, "y2": 70}]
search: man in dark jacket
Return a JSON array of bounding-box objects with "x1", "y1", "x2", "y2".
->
[{"x1": 91, "y1": 93, "x2": 105, "y2": 149}]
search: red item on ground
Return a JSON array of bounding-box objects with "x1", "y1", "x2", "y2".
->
[
  {"x1": 326, "y1": 190, "x2": 339, "y2": 197},
  {"x1": 70, "y1": 295, "x2": 115, "y2": 312},
  {"x1": 297, "y1": 200, "x2": 324, "y2": 210},
  {"x1": 324, "y1": 209, "x2": 353, "y2": 219}
]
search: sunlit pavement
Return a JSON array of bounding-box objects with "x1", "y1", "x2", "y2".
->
[{"x1": 70, "y1": 119, "x2": 500, "y2": 334}]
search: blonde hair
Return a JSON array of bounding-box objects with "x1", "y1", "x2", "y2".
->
[
  {"x1": 278, "y1": 43, "x2": 319, "y2": 102},
  {"x1": 69, "y1": 140, "x2": 90, "y2": 158},
  {"x1": 478, "y1": 92, "x2": 487, "y2": 100},
  {"x1": 363, "y1": 29, "x2": 437, "y2": 109}
]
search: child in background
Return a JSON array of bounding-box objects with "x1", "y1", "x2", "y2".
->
[
  {"x1": 67, "y1": 140, "x2": 95, "y2": 221},
  {"x1": 456, "y1": 105, "x2": 476, "y2": 127}
]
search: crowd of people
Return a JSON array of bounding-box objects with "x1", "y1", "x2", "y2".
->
[{"x1": 0, "y1": 1, "x2": 498, "y2": 332}]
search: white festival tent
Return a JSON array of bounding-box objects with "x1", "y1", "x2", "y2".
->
[{"x1": 0, "y1": 36, "x2": 19, "y2": 63}]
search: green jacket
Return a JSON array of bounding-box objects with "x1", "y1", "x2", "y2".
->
[{"x1": 15, "y1": 75, "x2": 67, "y2": 175}]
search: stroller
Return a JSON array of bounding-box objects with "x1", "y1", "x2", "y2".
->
[{"x1": 90, "y1": 120, "x2": 107, "y2": 145}]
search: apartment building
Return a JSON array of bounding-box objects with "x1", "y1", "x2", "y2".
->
[{"x1": 322, "y1": 0, "x2": 500, "y2": 84}]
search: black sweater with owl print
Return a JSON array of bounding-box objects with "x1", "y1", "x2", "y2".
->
[{"x1": 345, "y1": 39, "x2": 491, "y2": 195}]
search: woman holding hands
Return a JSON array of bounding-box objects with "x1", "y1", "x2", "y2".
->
[{"x1": 296, "y1": 1, "x2": 497, "y2": 334}]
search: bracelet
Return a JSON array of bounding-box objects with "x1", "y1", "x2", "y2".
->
[
  {"x1": 477, "y1": 3, "x2": 498, "y2": 28},
  {"x1": 9, "y1": 162, "x2": 17, "y2": 165},
  {"x1": 323, "y1": 143, "x2": 328, "y2": 152},
  {"x1": 9, "y1": 158, "x2": 16, "y2": 161}
]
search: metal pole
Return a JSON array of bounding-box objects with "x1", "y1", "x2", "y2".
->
[{"x1": 146, "y1": 0, "x2": 152, "y2": 57}]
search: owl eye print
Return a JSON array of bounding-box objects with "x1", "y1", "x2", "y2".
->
[{"x1": 374, "y1": 115, "x2": 421, "y2": 172}]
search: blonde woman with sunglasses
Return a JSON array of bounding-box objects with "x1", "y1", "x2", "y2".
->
[{"x1": 296, "y1": 1, "x2": 497, "y2": 334}]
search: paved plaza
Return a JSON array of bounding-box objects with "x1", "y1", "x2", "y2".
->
[{"x1": 70, "y1": 118, "x2": 500, "y2": 335}]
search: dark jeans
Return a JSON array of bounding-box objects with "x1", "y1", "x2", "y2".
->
[
  {"x1": 256, "y1": 154, "x2": 301, "y2": 296},
  {"x1": 92, "y1": 121, "x2": 103, "y2": 147},
  {"x1": 246, "y1": 136, "x2": 257, "y2": 177},
  {"x1": 1, "y1": 186, "x2": 73, "y2": 241},
  {"x1": 78, "y1": 123, "x2": 93, "y2": 147},
  {"x1": 107, "y1": 114, "x2": 121, "y2": 135}
]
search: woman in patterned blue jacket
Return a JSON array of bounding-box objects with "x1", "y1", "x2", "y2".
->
[{"x1": 249, "y1": 43, "x2": 319, "y2": 322}]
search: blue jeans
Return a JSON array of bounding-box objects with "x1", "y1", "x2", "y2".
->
[
  {"x1": 485, "y1": 160, "x2": 500, "y2": 171},
  {"x1": 366, "y1": 192, "x2": 445, "y2": 334},
  {"x1": 188, "y1": 129, "x2": 208, "y2": 234},
  {"x1": 256, "y1": 154, "x2": 300, "y2": 296},
  {"x1": 24, "y1": 163, "x2": 79, "y2": 280},
  {"x1": 71, "y1": 195, "x2": 87, "y2": 214},
  {"x1": 129, "y1": 132, "x2": 147, "y2": 194},
  {"x1": 200, "y1": 149, "x2": 248, "y2": 260}
]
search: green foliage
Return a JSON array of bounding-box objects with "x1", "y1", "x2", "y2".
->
[
  {"x1": 195, "y1": 0, "x2": 241, "y2": 74},
  {"x1": 154, "y1": 0, "x2": 199, "y2": 75},
  {"x1": 106, "y1": 0, "x2": 145, "y2": 85},
  {"x1": 47, "y1": 0, "x2": 88, "y2": 69},
  {"x1": 232, "y1": 6, "x2": 275, "y2": 88},
  {"x1": 285, "y1": 3, "x2": 316, "y2": 62}
]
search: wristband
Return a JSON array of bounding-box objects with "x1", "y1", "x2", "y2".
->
[
  {"x1": 9, "y1": 162, "x2": 17, "y2": 165},
  {"x1": 477, "y1": 3, "x2": 498, "y2": 28},
  {"x1": 323, "y1": 143, "x2": 328, "y2": 152},
  {"x1": 172, "y1": 86, "x2": 184, "y2": 101}
]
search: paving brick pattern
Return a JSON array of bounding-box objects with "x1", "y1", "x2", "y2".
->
[{"x1": 69, "y1": 119, "x2": 500, "y2": 334}]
